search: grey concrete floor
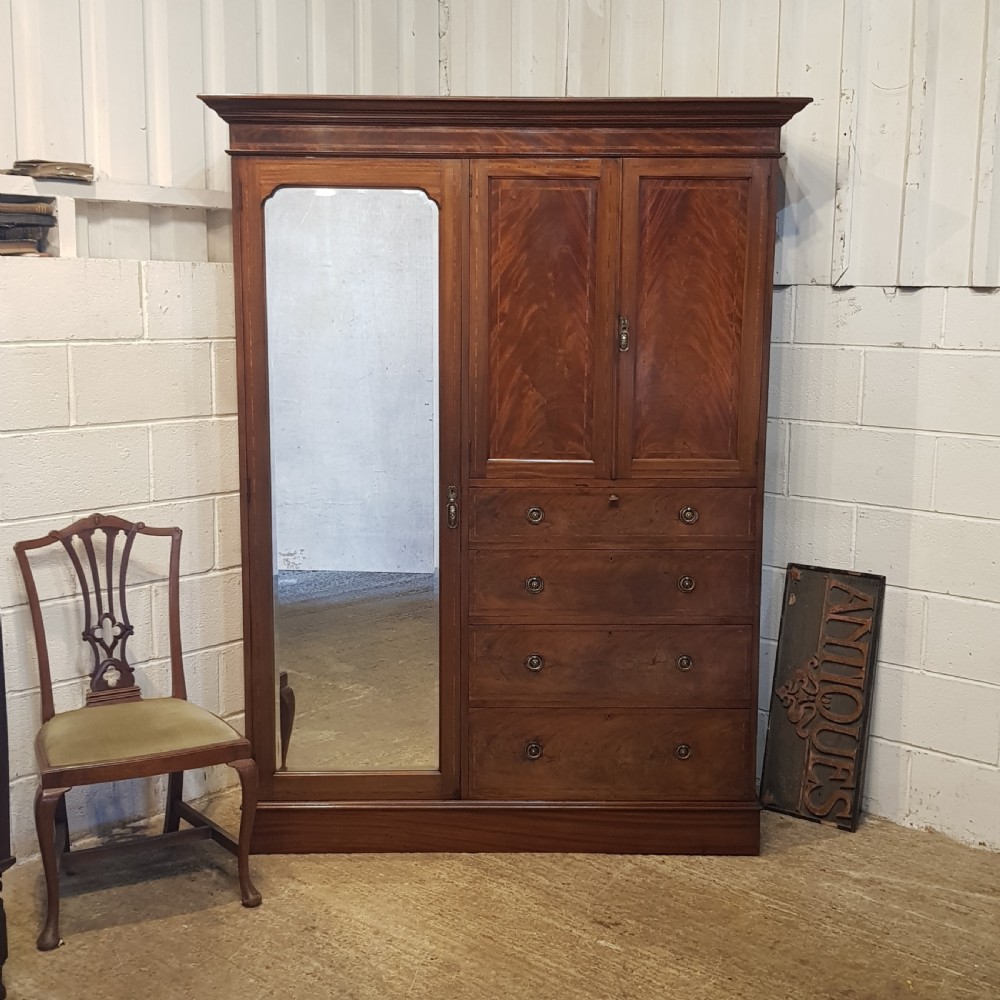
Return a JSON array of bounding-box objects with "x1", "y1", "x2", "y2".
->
[{"x1": 2, "y1": 802, "x2": 998, "y2": 1000}]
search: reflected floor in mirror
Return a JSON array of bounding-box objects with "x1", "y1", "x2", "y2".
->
[{"x1": 274, "y1": 570, "x2": 439, "y2": 772}]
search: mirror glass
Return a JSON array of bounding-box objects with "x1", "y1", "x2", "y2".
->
[{"x1": 264, "y1": 186, "x2": 440, "y2": 772}]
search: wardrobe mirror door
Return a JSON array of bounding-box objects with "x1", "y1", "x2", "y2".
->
[{"x1": 264, "y1": 186, "x2": 440, "y2": 773}]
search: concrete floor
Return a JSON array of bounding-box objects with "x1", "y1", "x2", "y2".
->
[{"x1": 2, "y1": 803, "x2": 997, "y2": 1000}]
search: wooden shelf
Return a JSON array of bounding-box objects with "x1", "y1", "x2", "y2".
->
[{"x1": 0, "y1": 174, "x2": 232, "y2": 211}]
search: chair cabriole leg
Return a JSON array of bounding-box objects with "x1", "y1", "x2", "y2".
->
[
  {"x1": 227, "y1": 759, "x2": 262, "y2": 908},
  {"x1": 35, "y1": 786, "x2": 70, "y2": 951}
]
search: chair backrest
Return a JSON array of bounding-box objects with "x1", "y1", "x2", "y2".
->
[{"x1": 13, "y1": 513, "x2": 186, "y2": 723}]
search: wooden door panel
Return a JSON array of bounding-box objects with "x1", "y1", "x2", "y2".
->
[
  {"x1": 471, "y1": 160, "x2": 617, "y2": 479},
  {"x1": 618, "y1": 161, "x2": 770, "y2": 480},
  {"x1": 236, "y1": 157, "x2": 464, "y2": 800}
]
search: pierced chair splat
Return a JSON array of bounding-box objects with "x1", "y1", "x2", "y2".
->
[{"x1": 13, "y1": 513, "x2": 262, "y2": 952}]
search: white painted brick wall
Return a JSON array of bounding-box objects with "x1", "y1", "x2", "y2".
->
[
  {"x1": 767, "y1": 284, "x2": 1000, "y2": 850},
  {"x1": 0, "y1": 257, "x2": 242, "y2": 857},
  {"x1": 2, "y1": 264, "x2": 999, "y2": 859}
]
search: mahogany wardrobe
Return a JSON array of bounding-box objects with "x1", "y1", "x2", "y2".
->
[{"x1": 201, "y1": 96, "x2": 809, "y2": 854}]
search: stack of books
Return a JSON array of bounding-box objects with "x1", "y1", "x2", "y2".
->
[{"x1": 0, "y1": 199, "x2": 56, "y2": 255}]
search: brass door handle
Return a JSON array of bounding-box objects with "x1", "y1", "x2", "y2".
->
[{"x1": 446, "y1": 486, "x2": 458, "y2": 529}]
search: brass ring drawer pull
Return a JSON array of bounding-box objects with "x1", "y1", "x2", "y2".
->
[
  {"x1": 525, "y1": 741, "x2": 543, "y2": 760},
  {"x1": 677, "y1": 575, "x2": 696, "y2": 593},
  {"x1": 679, "y1": 505, "x2": 699, "y2": 525},
  {"x1": 676, "y1": 654, "x2": 693, "y2": 671},
  {"x1": 674, "y1": 744, "x2": 692, "y2": 761},
  {"x1": 525, "y1": 576, "x2": 545, "y2": 594},
  {"x1": 525, "y1": 653, "x2": 544, "y2": 672},
  {"x1": 526, "y1": 506, "x2": 545, "y2": 524}
]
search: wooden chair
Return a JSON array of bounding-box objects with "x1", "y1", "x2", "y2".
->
[{"x1": 13, "y1": 513, "x2": 261, "y2": 951}]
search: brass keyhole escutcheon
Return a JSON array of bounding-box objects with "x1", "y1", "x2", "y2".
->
[
  {"x1": 674, "y1": 744, "x2": 692, "y2": 761},
  {"x1": 679, "y1": 505, "x2": 699, "y2": 525},
  {"x1": 525, "y1": 576, "x2": 545, "y2": 595},
  {"x1": 525, "y1": 653, "x2": 544, "y2": 672},
  {"x1": 526, "y1": 506, "x2": 545, "y2": 524},
  {"x1": 525, "y1": 741, "x2": 543, "y2": 760},
  {"x1": 676, "y1": 654, "x2": 693, "y2": 672},
  {"x1": 677, "y1": 575, "x2": 696, "y2": 593}
]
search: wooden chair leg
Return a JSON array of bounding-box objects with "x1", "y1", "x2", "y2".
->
[
  {"x1": 55, "y1": 794, "x2": 70, "y2": 855},
  {"x1": 279, "y1": 672, "x2": 295, "y2": 771},
  {"x1": 226, "y1": 759, "x2": 262, "y2": 908},
  {"x1": 35, "y1": 786, "x2": 70, "y2": 951},
  {"x1": 163, "y1": 771, "x2": 184, "y2": 834}
]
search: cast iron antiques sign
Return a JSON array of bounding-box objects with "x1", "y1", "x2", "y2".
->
[{"x1": 760, "y1": 564, "x2": 885, "y2": 832}]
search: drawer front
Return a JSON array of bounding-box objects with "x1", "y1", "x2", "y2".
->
[
  {"x1": 470, "y1": 549, "x2": 754, "y2": 619},
  {"x1": 468, "y1": 708, "x2": 751, "y2": 801},
  {"x1": 470, "y1": 487, "x2": 755, "y2": 545},
  {"x1": 469, "y1": 626, "x2": 752, "y2": 707}
]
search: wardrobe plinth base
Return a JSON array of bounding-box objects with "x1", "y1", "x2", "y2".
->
[{"x1": 251, "y1": 801, "x2": 760, "y2": 855}]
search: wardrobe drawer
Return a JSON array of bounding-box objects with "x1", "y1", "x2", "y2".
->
[
  {"x1": 470, "y1": 487, "x2": 755, "y2": 545},
  {"x1": 469, "y1": 549, "x2": 754, "y2": 619},
  {"x1": 468, "y1": 708, "x2": 751, "y2": 801},
  {"x1": 469, "y1": 626, "x2": 752, "y2": 707}
]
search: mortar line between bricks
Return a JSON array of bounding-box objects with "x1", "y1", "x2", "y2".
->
[
  {"x1": 903, "y1": 744, "x2": 1000, "y2": 772},
  {"x1": 780, "y1": 494, "x2": 1000, "y2": 526},
  {"x1": 0, "y1": 491, "x2": 240, "y2": 529},
  {"x1": 0, "y1": 337, "x2": 236, "y2": 347},
  {"x1": 878, "y1": 660, "x2": 1000, "y2": 692},
  {"x1": 6, "y1": 649, "x2": 245, "y2": 698},
  {"x1": 3, "y1": 565, "x2": 243, "y2": 612},
  {"x1": 856, "y1": 348, "x2": 866, "y2": 425},
  {"x1": 65, "y1": 342, "x2": 76, "y2": 426},
  {"x1": 771, "y1": 419, "x2": 1000, "y2": 440},
  {"x1": 0, "y1": 413, "x2": 239, "y2": 437},
  {"x1": 777, "y1": 342, "x2": 1000, "y2": 355},
  {"x1": 139, "y1": 260, "x2": 149, "y2": 339},
  {"x1": 758, "y1": 570, "x2": 1000, "y2": 611},
  {"x1": 918, "y1": 591, "x2": 929, "y2": 672},
  {"x1": 147, "y1": 424, "x2": 155, "y2": 501}
]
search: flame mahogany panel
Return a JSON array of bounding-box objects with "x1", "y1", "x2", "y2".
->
[
  {"x1": 635, "y1": 177, "x2": 746, "y2": 458},
  {"x1": 471, "y1": 160, "x2": 616, "y2": 478},
  {"x1": 618, "y1": 160, "x2": 770, "y2": 479}
]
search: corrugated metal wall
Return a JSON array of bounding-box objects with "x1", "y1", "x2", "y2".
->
[{"x1": 1, "y1": 0, "x2": 997, "y2": 286}]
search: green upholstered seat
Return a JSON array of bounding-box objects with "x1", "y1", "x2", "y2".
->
[{"x1": 39, "y1": 698, "x2": 241, "y2": 768}]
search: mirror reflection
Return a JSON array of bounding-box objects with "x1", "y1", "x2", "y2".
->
[{"x1": 264, "y1": 186, "x2": 440, "y2": 772}]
